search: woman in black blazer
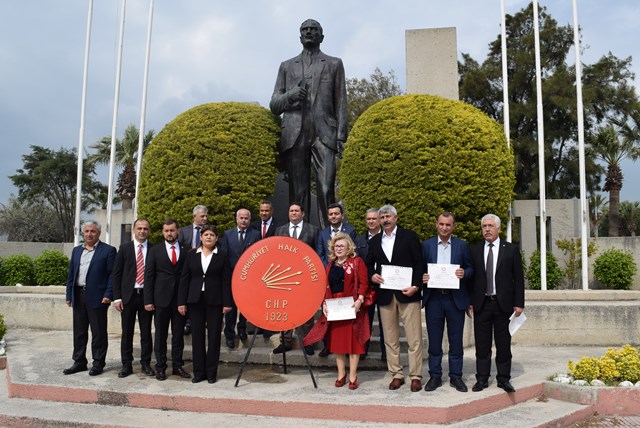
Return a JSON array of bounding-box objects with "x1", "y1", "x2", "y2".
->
[{"x1": 178, "y1": 225, "x2": 232, "y2": 383}]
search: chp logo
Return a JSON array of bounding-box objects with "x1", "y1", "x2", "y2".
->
[{"x1": 232, "y1": 236, "x2": 327, "y2": 331}]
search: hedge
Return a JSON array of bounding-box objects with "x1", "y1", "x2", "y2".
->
[{"x1": 34, "y1": 250, "x2": 69, "y2": 286}]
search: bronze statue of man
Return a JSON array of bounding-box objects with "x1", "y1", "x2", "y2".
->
[{"x1": 270, "y1": 19, "x2": 348, "y2": 229}]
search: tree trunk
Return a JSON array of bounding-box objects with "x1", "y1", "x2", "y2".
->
[
  {"x1": 608, "y1": 188, "x2": 621, "y2": 237},
  {"x1": 121, "y1": 198, "x2": 133, "y2": 210}
]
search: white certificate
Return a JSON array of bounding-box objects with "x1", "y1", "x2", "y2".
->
[
  {"x1": 509, "y1": 312, "x2": 527, "y2": 336},
  {"x1": 380, "y1": 265, "x2": 413, "y2": 290},
  {"x1": 427, "y1": 263, "x2": 460, "y2": 289},
  {"x1": 325, "y1": 297, "x2": 356, "y2": 321}
]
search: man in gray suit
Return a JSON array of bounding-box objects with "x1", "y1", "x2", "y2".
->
[
  {"x1": 269, "y1": 19, "x2": 348, "y2": 230},
  {"x1": 273, "y1": 202, "x2": 319, "y2": 355}
]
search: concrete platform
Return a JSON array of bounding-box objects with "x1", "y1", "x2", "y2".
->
[{"x1": 4, "y1": 328, "x2": 637, "y2": 427}]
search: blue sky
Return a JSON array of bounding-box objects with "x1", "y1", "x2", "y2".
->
[{"x1": 1, "y1": 0, "x2": 639, "y2": 208}]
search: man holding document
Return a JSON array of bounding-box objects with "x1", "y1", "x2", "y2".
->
[
  {"x1": 365, "y1": 205, "x2": 424, "y2": 392},
  {"x1": 469, "y1": 214, "x2": 525, "y2": 393},
  {"x1": 421, "y1": 213, "x2": 474, "y2": 393}
]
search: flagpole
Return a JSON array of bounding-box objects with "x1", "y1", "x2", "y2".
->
[
  {"x1": 106, "y1": 0, "x2": 127, "y2": 245},
  {"x1": 133, "y1": 0, "x2": 154, "y2": 222},
  {"x1": 533, "y1": 0, "x2": 547, "y2": 290},
  {"x1": 74, "y1": 0, "x2": 94, "y2": 246},
  {"x1": 572, "y1": 0, "x2": 589, "y2": 290},
  {"x1": 500, "y1": 0, "x2": 513, "y2": 242}
]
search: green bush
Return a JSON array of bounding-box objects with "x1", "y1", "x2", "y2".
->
[
  {"x1": 34, "y1": 250, "x2": 69, "y2": 286},
  {"x1": 526, "y1": 249, "x2": 563, "y2": 290},
  {"x1": 339, "y1": 94, "x2": 514, "y2": 242},
  {"x1": 0, "y1": 312, "x2": 6, "y2": 342},
  {"x1": 138, "y1": 102, "x2": 280, "y2": 242},
  {"x1": 0, "y1": 254, "x2": 35, "y2": 286},
  {"x1": 594, "y1": 249, "x2": 637, "y2": 290}
]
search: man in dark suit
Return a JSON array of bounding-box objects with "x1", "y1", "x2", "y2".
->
[
  {"x1": 421, "y1": 213, "x2": 474, "y2": 393},
  {"x1": 64, "y1": 221, "x2": 116, "y2": 376},
  {"x1": 365, "y1": 205, "x2": 424, "y2": 392},
  {"x1": 144, "y1": 219, "x2": 191, "y2": 381},
  {"x1": 221, "y1": 208, "x2": 261, "y2": 348},
  {"x1": 177, "y1": 204, "x2": 208, "y2": 336},
  {"x1": 469, "y1": 214, "x2": 525, "y2": 393},
  {"x1": 354, "y1": 208, "x2": 385, "y2": 361},
  {"x1": 316, "y1": 202, "x2": 357, "y2": 267},
  {"x1": 273, "y1": 202, "x2": 319, "y2": 355},
  {"x1": 250, "y1": 200, "x2": 279, "y2": 239},
  {"x1": 112, "y1": 218, "x2": 155, "y2": 378},
  {"x1": 269, "y1": 19, "x2": 348, "y2": 230},
  {"x1": 178, "y1": 205, "x2": 208, "y2": 250}
]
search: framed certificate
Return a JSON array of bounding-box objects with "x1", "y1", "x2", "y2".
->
[
  {"x1": 427, "y1": 263, "x2": 460, "y2": 289},
  {"x1": 325, "y1": 297, "x2": 356, "y2": 321},
  {"x1": 380, "y1": 265, "x2": 413, "y2": 290}
]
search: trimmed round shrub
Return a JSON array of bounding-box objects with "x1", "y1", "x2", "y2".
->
[
  {"x1": 0, "y1": 312, "x2": 6, "y2": 342},
  {"x1": 339, "y1": 94, "x2": 515, "y2": 242},
  {"x1": 34, "y1": 250, "x2": 69, "y2": 286},
  {"x1": 594, "y1": 249, "x2": 637, "y2": 290},
  {"x1": 526, "y1": 249, "x2": 563, "y2": 290},
  {"x1": 138, "y1": 102, "x2": 280, "y2": 241},
  {"x1": 1, "y1": 254, "x2": 35, "y2": 286}
]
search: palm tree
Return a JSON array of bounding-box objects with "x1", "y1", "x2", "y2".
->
[
  {"x1": 588, "y1": 125, "x2": 640, "y2": 236},
  {"x1": 619, "y1": 201, "x2": 640, "y2": 236},
  {"x1": 88, "y1": 124, "x2": 154, "y2": 209},
  {"x1": 588, "y1": 193, "x2": 608, "y2": 238}
]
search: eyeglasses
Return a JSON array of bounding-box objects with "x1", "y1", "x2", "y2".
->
[{"x1": 334, "y1": 244, "x2": 347, "y2": 249}]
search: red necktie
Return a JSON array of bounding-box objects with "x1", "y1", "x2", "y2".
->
[
  {"x1": 171, "y1": 245, "x2": 177, "y2": 266},
  {"x1": 262, "y1": 221, "x2": 267, "y2": 238},
  {"x1": 135, "y1": 244, "x2": 144, "y2": 285}
]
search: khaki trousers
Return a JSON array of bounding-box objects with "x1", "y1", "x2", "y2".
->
[{"x1": 379, "y1": 295, "x2": 423, "y2": 380}]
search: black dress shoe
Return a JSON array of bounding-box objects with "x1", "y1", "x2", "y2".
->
[
  {"x1": 238, "y1": 330, "x2": 248, "y2": 340},
  {"x1": 226, "y1": 338, "x2": 235, "y2": 349},
  {"x1": 424, "y1": 377, "x2": 442, "y2": 391},
  {"x1": 262, "y1": 331, "x2": 273, "y2": 338},
  {"x1": 89, "y1": 366, "x2": 103, "y2": 376},
  {"x1": 63, "y1": 363, "x2": 87, "y2": 375},
  {"x1": 141, "y1": 364, "x2": 155, "y2": 376},
  {"x1": 172, "y1": 367, "x2": 191, "y2": 378},
  {"x1": 156, "y1": 370, "x2": 167, "y2": 381},
  {"x1": 304, "y1": 345, "x2": 315, "y2": 355},
  {"x1": 118, "y1": 365, "x2": 133, "y2": 378},
  {"x1": 192, "y1": 375, "x2": 204, "y2": 384},
  {"x1": 208, "y1": 377, "x2": 217, "y2": 384},
  {"x1": 450, "y1": 377, "x2": 468, "y2": 392},
  {"x1": 318, "y1": 347, "x2": 331, "y2": 357},
  {"x1": 497, "y1": 381, "x2": 516, "y2": 393},
  {"x1": 273, "y1": 344, "x2": 291, "y2": 354},
  {"x1": 472, "y1": 381, "x2": 489, "y2": 392}
]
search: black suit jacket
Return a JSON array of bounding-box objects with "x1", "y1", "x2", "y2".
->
[
  {"x1": 250, "y1": 218, "x2": 280, "y2": 238},
  {"x1": 365, "y1": 226, "x2": 423, "y2": 306},
  {"x1": 177, "y1": 224, "x2": 198, "y2": 250},
  {"x1": 113, "y1": 241, "x2": 152, "y2": 305},
  {"x1": 178, "y1": 248, "x2": 232, "y2": 307},
  {"x1": 221, "y1": 227, "x2": 261, "y2": 271},
  {"x1": 274, "y1": 221, "x2": 319, "y2": 250},
  {"x1": 470, "y1": 239, "x2": 525, "y2": 314},
  {"x1": 144, "y1": 242, "x2": 186, "y2": 308}
]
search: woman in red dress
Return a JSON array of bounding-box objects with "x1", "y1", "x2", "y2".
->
[{"x1": 322, "y1": 233, "x2": 372, "y2": 390}]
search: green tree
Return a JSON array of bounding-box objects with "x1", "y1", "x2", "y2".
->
[
  {"x1": 137, "y1": 102, "x2": 279, "y2": 242},
  {"x1": 619, "y1": 201, "x2": 640, "y2": 237},
  {"x1": 88, "y1": 124, "x2": 155, "y2": 209},
  {"x1": 10, "y1": 146, "x2": 107, "y2": 242},
  {"x1": 0, "y1": 196, "x2": 64, "y2": 242},
  {"x1": 346, "y1": 68, "x2": 403, "y2": 132},
  {"x1": 459, "y1": 2, "x2": 638, "y2": 200},
  {"x1": 588, "y1": 126, "x2": 640, "y2": 236},
  {"x1": 556, "y1": 238, "x2": 597, "y2": 289},
  {"x1": 340, "y1": 94, "x2": 514, "y2": 242},
  {"x1": 589, "y1": 193, "x2": 608, "y2": 237}
]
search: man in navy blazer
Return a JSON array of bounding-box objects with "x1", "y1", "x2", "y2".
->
[
  {"x1": 421, "y1": 213, "x2": 474, "y2": 393},
  {"x1": 269, "y1": 19, "x2": 348, "y2": 230},
  {"x1": 221, "y1": 208, "x2": 261, "y2": 348},
  {"x1": 366, "y1": 205, "x2": 424, "y2": 392},
  {"x1": 144, "y1": 219, "x2": 190, "y2": 381},
  {"x1": 316, "y1": 203, "x2": 357, "y2": 267},
  {"x1": 469, "y1": 214, "x2": 525, "y2": 393},
  {"x1": 64, "y1": 221, "x2": 116, "y2": 376}
]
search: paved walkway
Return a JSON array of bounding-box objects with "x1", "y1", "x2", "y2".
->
[{"x1": 0, "y1": 329, "x2": 638, "y2": 427}]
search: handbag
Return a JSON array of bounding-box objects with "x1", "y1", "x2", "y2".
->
[{"x1": 353, "y1": 257, "x2": 376, "y2": 307}]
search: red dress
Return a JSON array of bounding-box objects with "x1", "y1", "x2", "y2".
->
[{"x1": 325, "y1": 257, "x2": 371, "y2": 355}]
